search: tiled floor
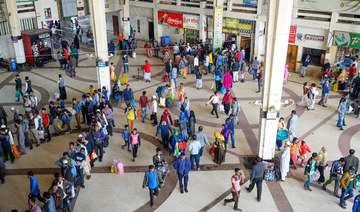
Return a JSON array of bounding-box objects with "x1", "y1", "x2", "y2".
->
[{"x1": 0, "y1": 42, "x2": 357, "y2": 212}]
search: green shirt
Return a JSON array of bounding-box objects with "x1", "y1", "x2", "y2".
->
[{"x1": 347, "y1": 175, "x2": 354, "y2": 189}]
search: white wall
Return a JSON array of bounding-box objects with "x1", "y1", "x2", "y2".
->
[
  {"x1": 0, "y1": 35, "x2": 16, "y2": 59},
  {"x1": 158, "y1": 24, "x2": 183, "y2": 46},
  {"x1": 34, "y1": 0, "x2": 59, "y2": 28},
  {"x1": 129, "y1": 6, "x2": 153, "y2": 41}
]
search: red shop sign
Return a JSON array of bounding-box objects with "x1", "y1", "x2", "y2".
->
[
  {"x1": 158, "y1": 11, "x2": 183, "y2": 28},
  {"x1": 289, "y1": 26, "x2": 297, "y2": 43}
]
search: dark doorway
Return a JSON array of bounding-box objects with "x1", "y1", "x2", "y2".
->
[
  {"x1": 112, "y1": 16, "x2": 119, "y2": 35},
  {"x1": 149, "y1": 21, "x2": 154, "y2": 41}
]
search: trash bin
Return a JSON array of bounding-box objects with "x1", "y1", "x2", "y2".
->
[
  {"x1": 161, "y1": 36, "x2": 170, "y2": 47},
  {"x1": 11, "y1": 58, "x2": 16, "y2": 71}
]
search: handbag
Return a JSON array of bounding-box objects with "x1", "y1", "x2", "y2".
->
[
  {"x1": 178, "y1": 142, "x2": 187, "y2": 150},
  {"x1": 57, "y1": 122, "x2": 63, "y2": 131},
  {"x1": 103, "y1": 136, "x2": 109, "y2": 148},
  {"x1": 219, "y1": 104, "x2": 225, "y2": 113},
  {"x1": 37, "y1": 130, "x2": 44, "y2": 140},
  {"x1": 114, "y1": 93, "x2": 121, "y2": 100},
  {"x1": 312, "y1": 171, "x2": 320, "y2": 181},
  {"x1": 131, "y1": 101, "x2": 137, "y2": 108},
  {"x1": 15, "y1": 91, "x2": 20, "y2": 98},
  {"x1": 90, "y1": 151, "x2": 98, "y2": 160},
  {"x1": 11, "y1": 144, "x2": 21, "y2": 158},
  {"x1": 209, "y1": 146, "x2": 215, "y2": 155},
  {"x1": 137, "y1": 109, "x2": 142, "y2": 117},
  {"x1": 220, "y1": 86, "x2": 226, "y2": 94},
  {"x1": 333, "y1": 82, "x2": 338, "y2": 92}
]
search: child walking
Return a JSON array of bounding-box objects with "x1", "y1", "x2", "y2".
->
[
  {"x1": 130, "y1": 128, "x2": 141, "y2": 161},
  {"x1": 121, "y1": 125, "x2": 130, "y2": 152},
  {"x1": 299, "y1": 140, "x2": 311, "y2": 167}
]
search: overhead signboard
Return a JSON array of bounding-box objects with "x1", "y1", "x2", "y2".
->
[
  {"x1": 334, "y1": 31, "x2": 360, "y2": 49},
  {"x1": 297, "y1": 0, "x2": 360, "y2": 14},
  {"x1": 183, "y1": 14, "x2": 200, "y2": 30},
  {"x1": 158, "y1": 11, "x2": 183, "y2": 28},
  {"x1": 62, "y1": 0, "x2": 78, "y2": 18}
]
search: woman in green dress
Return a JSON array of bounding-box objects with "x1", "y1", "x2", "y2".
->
[{"x1": 213, "y1": 132, "x2": 226, "y2": 165}]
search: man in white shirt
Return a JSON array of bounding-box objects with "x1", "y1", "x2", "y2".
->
[
  {"x1": 206, "y1": 91, "x2": 219, "y2": 118},
  {"x1": 194, "y1": 55, "x2": 199, "y2": 71},
  {"x1": 151, "y1": 95, "x2": 158, "y2": 126},
  {"x1": 173, "y1": 43, "x2": 179, "y2": 60},
  {"x1": 189, "y1": 135, "x2": 202, "y2": 171}
]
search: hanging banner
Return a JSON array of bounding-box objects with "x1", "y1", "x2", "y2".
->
[
  {"x1": 288, "y1": 26, "x2": 296, "y2": 43},
  {"x1": 158, "y1": 11, "x2": 183, "y2": 28},
  {"x1": 225, "y1": 18, "x2": 239, "y2": 29},
  {"x1": 213, "y1": 7, "x2": 223, "y2": 51},
  {"x1": 243, "y1": 0, "x2": 257, "y2": 6},
  {"x1": 334, "y1": 31, "x2": 360, "y2": 49},
  {"x1": 183, "y1": 14, "x2": 200, "y2": 30},
  {"x1": 297, "y1": 0, "x2": 360, "y2": 14},
  {"x1": 62, "y1": 0, "x2": 78, "y2": 18},
  {"x1": 238, "y1": 19, "x2": 252, "y2": 32}
]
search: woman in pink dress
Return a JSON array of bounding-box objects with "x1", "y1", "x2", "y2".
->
[
  {"x1": 284, "y1": 64, "x2": 289, "y2": 83},
  {"x1": 223, "y1": 71, "x2": 233, "y2": 92}
]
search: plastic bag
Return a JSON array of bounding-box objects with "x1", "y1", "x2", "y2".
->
[
  {"x1": 37, "y1": 130, "x2": 44, "y2": 140},
  {"x1": 176, "y1": 100, "x2": 181, "y2": 108},
  {"x1": 333, "y1": 82, "x2": 338, "y2": 92},
  {"x1": 219, "y1": 104, "x2": 225, "y2": 113},
  {"x1": 313, "y1": 171, "x2": 320, "y2": 181},
  {"x1": 159, "y1": 97, "x2": 166, "y2": 107},
  {"x1": 116, "y1": 161, "x2": 124, "y2": 175}
]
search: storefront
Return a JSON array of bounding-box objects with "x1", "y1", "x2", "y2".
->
[
  {"x1": 22, "y1": 29, "x2": 53, "y2": 66},
  {"x1": 332, "y1": 31, "x2": 360, "y2": 68}
]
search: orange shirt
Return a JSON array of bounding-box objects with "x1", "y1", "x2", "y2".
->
[
  {"x1": 290, "y1": 143, "x2": 302, "y2": 155},
  {"x1": 118, "y1": 34, "x2": 124, "y2": 41}
]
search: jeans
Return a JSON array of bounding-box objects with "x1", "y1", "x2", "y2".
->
[
  {"x1": 59, "y1": 60, "x2": 63, "y2": 69},
  {"x1": 172, "y1": 78, "x2": 177, "y2": 89},
  {"x1": 44, "y1": 125, "x2": 51, "y2": 140},
  {"x1": 76, "y1": 167, "x2": 84, "y2": 186},
  {"x1": 24, "y1": 132, "x2": 32, "y2": 148},
  {"x1": 318, "y1": 166, "x2": 325, "y2": 183},
  {"x1": 121, "y1": 139, "x2": 130, "y2": 150},
  {"x1": 224, "y1": 103, "x2": 230, "y2": 115},
  {"x1": 199, "y1": 146, "x2": 204, "y2": 157},
  {"x1": 258, "y1": 78, "x2": 263, "y2": 92},
  {"x1": 211, "y1": 103, "x2": 219, "y2": 118},
  {"x1": 248, "y1": 178, "x2": 263, "y2": 200},
  {"x1": 304, "y1": 174, "x2": 313, "y2": 188},
  {"x1": 63, "y1": 120, "x2": 71, "y2": 132},
  {"x1": 154, "y1": 50, "x2": 159, "y2": 57},
  {"x1": 178, "y1": 173, "x2": 189, "y2": 190},
  {"x1": 230, "y1": 132, "x2": 235, "y2": 148},
  {"x1": 161, "y1": 134, "x2": 170, "y2": 149},
  {"x1": 132, "y1": 144, "x2": 138, "y2": 159},
  {"x1": 70, "y1": 67, "x2": 76, "y2": 77},
  {"x1": 190, "y1": 154, "x2": 200, "y2": 169},
  {"x1": 340, "y1": 188, "x2": 354, "y2": 205},
  {"x1": 253, "y1": 68, "x2": 258, "y2": 80},
  {"x1": 31, "y1": 194, "x2": 45, "y2": 203},
  {"x1": 124, "y1": 63, "x2": 129, "y2": 73},
  {"x1": 323, "y1": 175, "x2": 341, "y2": 196},
  {"x1": 301, "y1": 66, "x2": 307, "y2": 76},
  {"x1": 189, "y1": 64, "x2": 194, "y2": 74},
  {"x1": 141, "y1": 107, "x2": 147, "y2": 121},
  {"x1": 3, "y1": 145, "x2": 14, "y2": 161},
  {"x1": 149, "y1": 187, "x2": 159, "y2": 205},
  {"x1": 95, "y1": 143, "x2": 103, "y2": 160},
  {"x1": 337, "y1": 115, "x2": 345, "y2": 129}
]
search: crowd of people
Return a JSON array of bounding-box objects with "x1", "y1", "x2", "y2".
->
[{"x1": 1, "y1": 33, "x2": 360, "y2": 211}]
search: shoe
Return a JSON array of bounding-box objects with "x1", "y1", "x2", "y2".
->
[
  {"x1": 86, "y1": 175, "x2": 91, "y2": 180},
  {"x1": 81, "y1": 184, "x2": 85, "y2": 188},
  {"x1": 133, "y1": 158, "x2": 135, "y2": 162},
  {"x1": 142, "y1": 120, "x2": 144, "y2": 123},
  {"x1": 113, "y1": 125, "x2": 115, "y2": 127},
  {"x1": 234, "y1": 208, "x2": 242, "y2": 211},
  {"x1": 150, "y1": 204, "x2": 155, "y2": 208},
  {"x1": 224, "y1": 200, "x2": 227, "y2": 206},
  {"x1": 340, "y1": 128, "x2": 344, "y2": 130},
  {"x1": 99, "y1": 159, "x2": 102, "y2": 162},
  {"x1": 304, "y1": 185, "x2": 307, "y2": 191},
  {"x1": 11, "y1": 160, "x2": 14, "y2": 164},
  {"x1": 36, "y1": 144, "x2": 40, "y2": 147},
  {"x1": 256, "y1": 91, "x2": 260, "y2": 93},
  {"x1": 322, "y1": 185, "x2": 326, "y2": 191},
  {"x1": 343, "y1": 124, "x2": 347, "y2": 126},
  {"x1": 307, "y1": 187, "x2": 312, "y2": 191},
  {"x1": 128, "y1": 150, "x2": 131, "y2": 152},
  {"x1": 344, "y1": 201, "x2": 347, "y2": 206},
  {"x1": 257, "y1": 198, "x2": 261, "y2": 202},
  {"x1": 339, "y1": 203, "x2": 346, "y2": 209},
  {"x1": 185, "y1": 188, "x2": 188, "y2": 193},
  {"x1": 30, "y1": 146, "x2": 33, "y2": 150},
  {"x1": 121, "y1": 146, "x2": 124, "y2": 150},
  {"x1": 246, "y1": 187, "x2": 250, "y2": 192},
  {"x1": 47, "y1": 139, "x2": 51, "y2": 142},
  {"x1": 181, "y1": 189, "x2": 184, "y2": 194},
  {"x1": 1, "y1": 179, "x2": 4, "y2": 184}
]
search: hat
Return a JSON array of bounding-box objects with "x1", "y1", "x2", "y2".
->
[
  {"x1": 10, "y1": 107, "x2": 15, "y2": 111},
  {"x1": 286, "y1": 141, "x2": 291, "y2": 146},
  {"x1": 78, "y1": 134, "x2": 83, "y2": 138},
  {"x1": 349, "y1": 166, "x2": 356, "y2": 171},
  {"x1": 153, "y1": 95, "x2": 157, "y2": 99},
  {"x1": 234, "y1": 168, "x2": 240, "y2": 172},
  {"x1": 0, "y1": 125, "x2": 6, "y2": 129},
  {"x1": 63, "y1": 160, "x2": 68, "y2": 164}
]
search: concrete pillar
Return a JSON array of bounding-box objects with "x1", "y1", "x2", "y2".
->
[
  {"x1": 199, "y1": 14, "x2": 206, "y2": 42},
  {"x1": 5, "y1": 0, "x2": 26, "y2": 65},
  {"x1": 121, "y1": 0, "x2": 131, "y2": 38},
  {"x1": 253, "y1": 20, "x2": 265, "y2": 61},
  {"x1": 89, "y1": 0, "x2": 110, "y2": 91},
  {"x1": 213, "y1": 0, "x2": 224, "y2": 51},
  {"x1": 325, "y1": 12, "x2": 338, "y2": 61},
  {"x1": 227, "y1": 0, "x2": 233, "y2": 11},
  {"x1": 153, "y1": 8, "x2": 160, "y2": 41},
  {"x1": 258, "y1": 0, "x2": 294, "y2": 160}
]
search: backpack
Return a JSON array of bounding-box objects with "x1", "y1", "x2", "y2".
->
[
  {"x1": 166, "y1": 98, "x2": 173, "y2": 108},
  {"x1": 156, "y1": 86, "x2": 163, "y2": 96},
  {"x1": 209, "y1": 95, "x2": 214, "y2": 104}
]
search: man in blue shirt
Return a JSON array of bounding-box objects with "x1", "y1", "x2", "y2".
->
[
  {"x1": 142, "y1": 165, "x2": 164, "y2": 208},
  {"x1": 72, "y1": 98, "x2": 82, "y2": 129},
  {"x1": 252, "y1": 57, "x2": 259, "y2": 80},
  {"x1": 318, "y1": 80, "x2": 330, "y2": 107},
  {"x1": 337, "y1": 99, "x2": 348, "y2": 130},
  {"x1": 122, "y1": 84, "x2": 134, "y2": 106},
  {"x1": 155, "y1": 120, "x2": 172, "y2": 151},
  {"x1": 74, "y1": 148, "x2": 86, "y2": 188},
  {"x1": 225, "y1": 115, "x2": 235, "y2": 148},
  {"x1": 174, "y1": 153, "x2": 191, "y2": 193},
  {"x1": 27, "y1": 171, "x2": 45, "y2": 203},
  {"x1": 323, "y1": 157, "x2": 345, "y2": 197},
  {"x1": 301, "y1": 55, "x2": 311, "y2": 77}
]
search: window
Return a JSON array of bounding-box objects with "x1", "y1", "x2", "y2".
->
[{"x1": 137, "y1": 19, "x2": 141, "y2": 32}]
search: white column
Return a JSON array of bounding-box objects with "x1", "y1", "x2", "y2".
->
[
  {"x1": 326, "y1": 12, "x2": 338, "y2": 61},
  {"x1": 5, "y1": 0, "x2": 26, "y2": 65},
  {"x1": 121, "y1": 0, "x2": 131, "y2": 38},
  {"x1": 199, "y1": 14, "x2": 206, "y2": 42},
  {"x1": 153, "y1": 8, "x2": 160, "y2": 41},
  {"x1": 89, "y1": 0, "x2": 110, "y2": 91},
  {"x1": 227, "y1": 0, "x2": 233, "y2": 11},
  {"x1": 258, "y1": 0, "x2": 294, "y2": 160}
]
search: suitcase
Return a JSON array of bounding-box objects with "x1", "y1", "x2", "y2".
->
[{"x1": 166, "y1": 98, "x2": 173, "y2": 108}]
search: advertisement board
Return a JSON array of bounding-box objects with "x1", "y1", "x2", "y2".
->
[
  {"x1": 297, "y1": 0, "x2": 360, "y2": 14},
  {"x1": 158, "y1": 11, "x2": 183, "y2": 28},
  {"x1": 334, "y1": 31, "x2": 360, "y2": 49},
  {"x1": 183, "y1": 14, "x2": 200, "y2": 30}
]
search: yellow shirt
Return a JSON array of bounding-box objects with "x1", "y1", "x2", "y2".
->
[
  {"x1": 90, "y1": 88, "x2": 96, "y2": 98},
  {"x1": 126, "y1": 109, "x2": 135, "y2": 120},
  {"x1": 209, "y1": 53, "x2": 213, "y2": 64}
]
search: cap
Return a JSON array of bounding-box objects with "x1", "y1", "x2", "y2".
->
[
  {"x1": 286, "y1": 141, "x2": 291, "y2": 146},
  {"x1": 0, "y1": 125, "x2": 6, "y2": 129},
  {"x1": 10, "y1": 107, "x2": 15, "y2": 111},
  {"x1": 234, "y1": 168, "x2": 240, "y2": 172},
  {"x1": 78, "y1": 134, "x2": 83, "y2": 138},
  {"x1": 153, "y1": 95, "x2": 157, "y2": 99}
]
